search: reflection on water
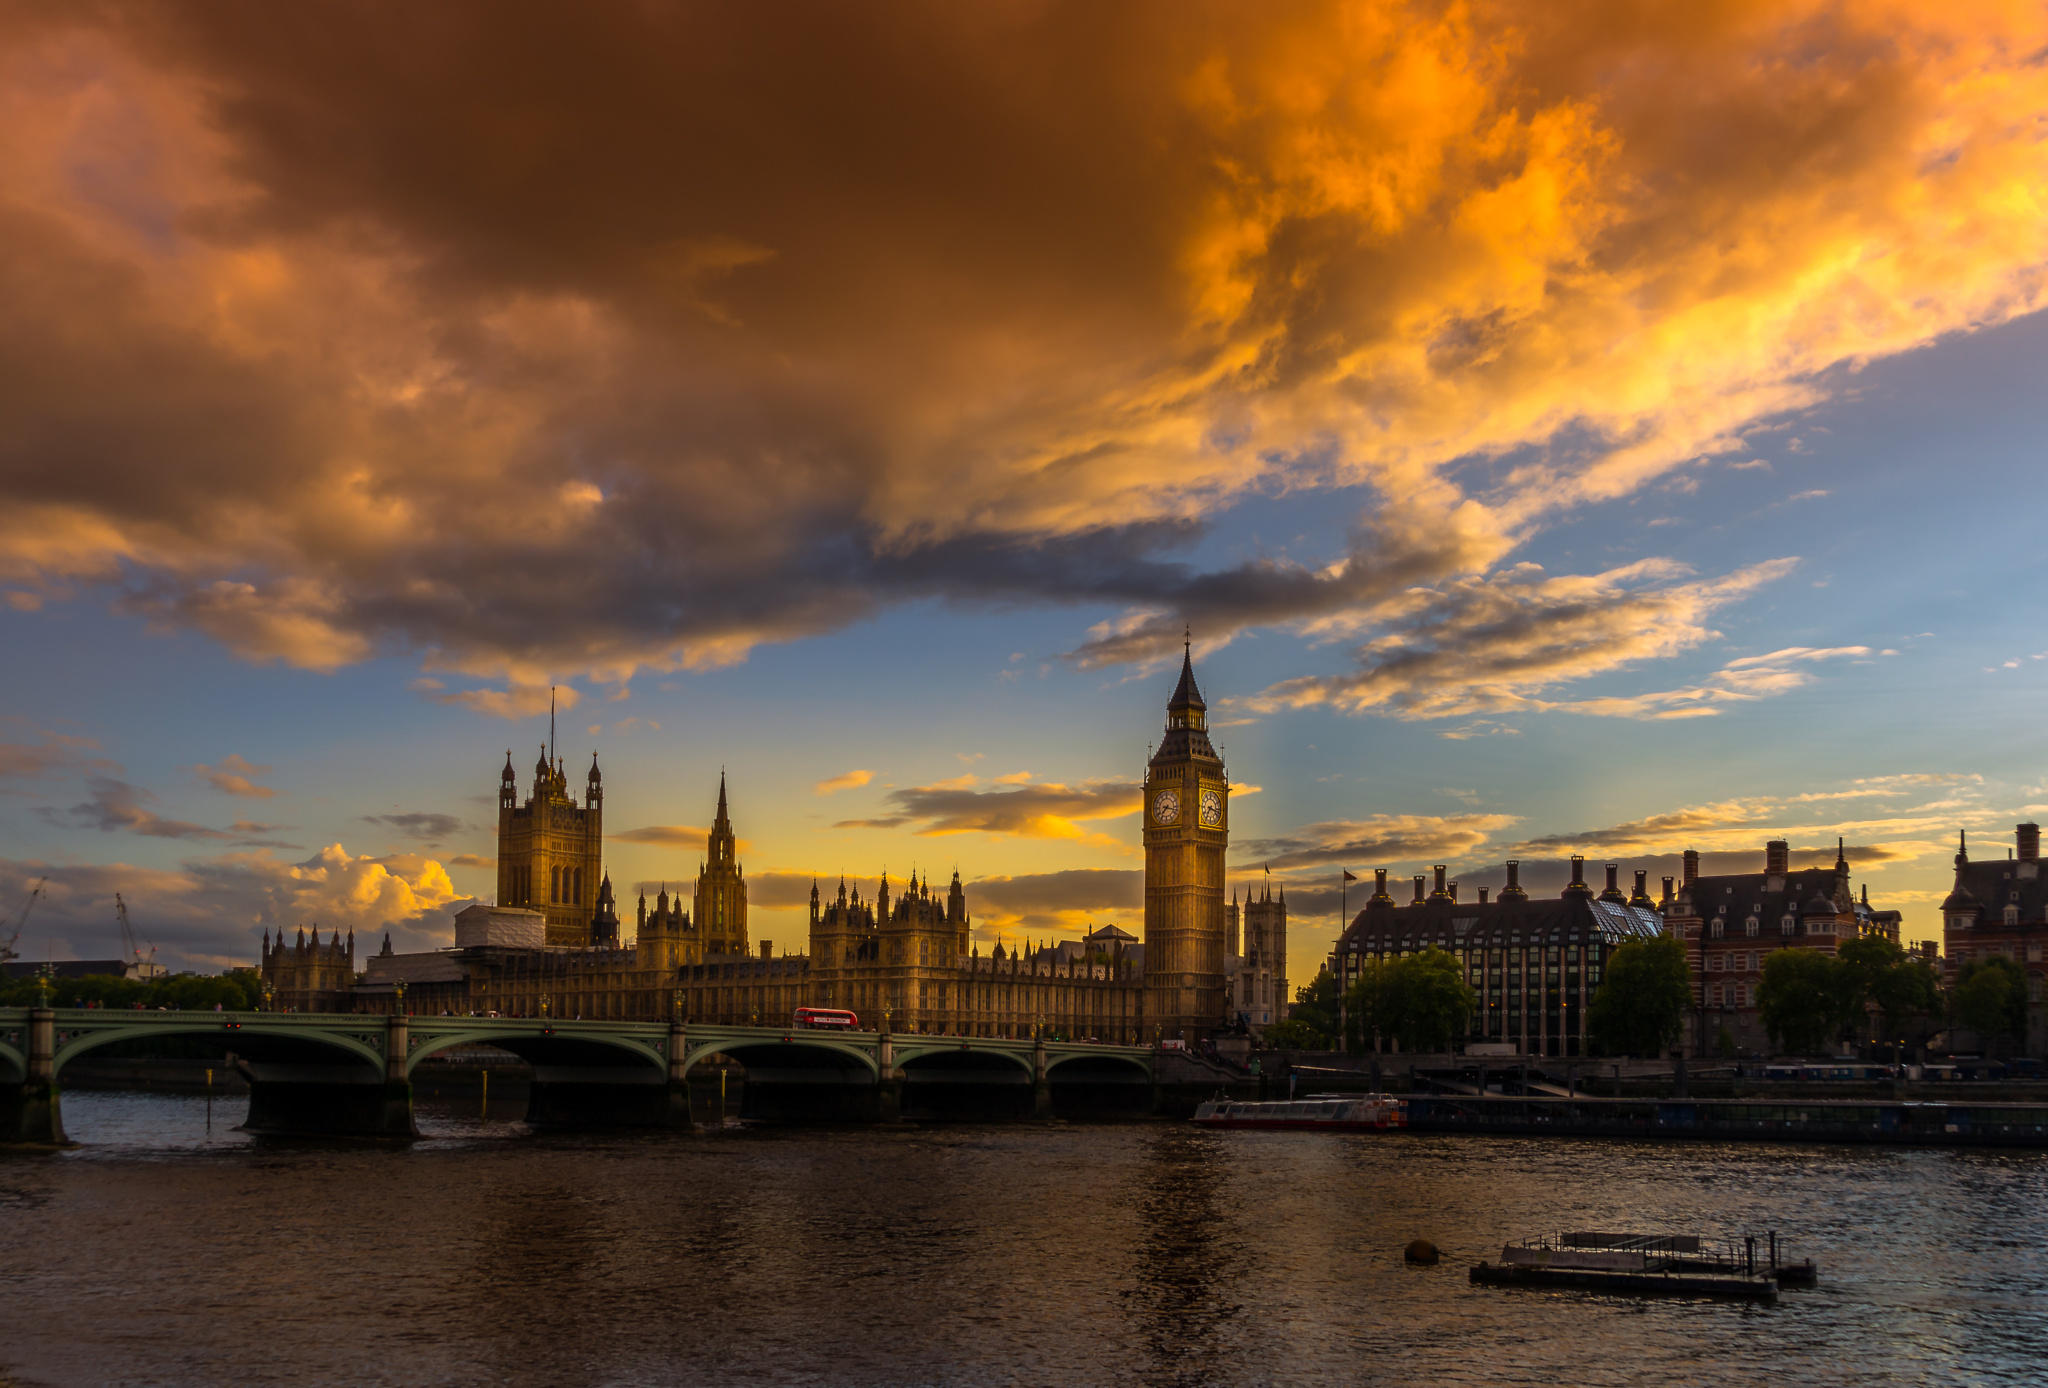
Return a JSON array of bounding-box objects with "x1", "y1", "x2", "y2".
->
[{"x1": 2, "y1": 1092, "x2": 2046, "y2": 1386}]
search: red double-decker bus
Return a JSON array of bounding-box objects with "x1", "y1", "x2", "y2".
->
[{"x1": 792, "y1": 1007, "x2": 859, "y2": 1030}]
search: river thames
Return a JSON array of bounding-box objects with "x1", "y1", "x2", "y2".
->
[{"x1": 2, "y1": 1093, "x2": 2044, "y2": 1386}]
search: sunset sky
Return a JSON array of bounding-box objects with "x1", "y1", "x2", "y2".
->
[{"x1": 4, "y1": 1, "x2": 2046, "y2": 987}]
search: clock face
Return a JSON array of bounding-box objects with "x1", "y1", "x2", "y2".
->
[
  {"x1": 1199, "y1": 789, "x2": 1223, "y2": 827},
  {"x1": 1152, "y1": 789, "x2": 1180, "y2": 825}
]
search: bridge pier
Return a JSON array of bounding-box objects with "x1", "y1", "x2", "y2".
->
[
  {"x1": 240, "y1": 1012, "x2": 415, "y2": 1139},
  {"x1": 875, "y1": 1028, "x2": 901, "y2": 1121},
  {"x1": 521, "y1": 1018, "x2": 693, "y2": 1130},
  {"x1": 1032, "y1": 1033, "x2": 1053, "y2": 1119},
  {"x1": 2, "y1": 1008, "x2": 66, "y2": 1146}
]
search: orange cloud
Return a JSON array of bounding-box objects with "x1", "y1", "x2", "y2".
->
[{"x1": 0, "y1": 2, "x2": 2040, "y2": 698}]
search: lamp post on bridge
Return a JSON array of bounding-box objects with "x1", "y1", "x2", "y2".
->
[
  {"x1": 261, "y1": 981, "x2": 274, "y2": 1014},
  {"x1": 540, "y1": 992, "x2": 550, "y2": 1020},
  {"x1": 393, "y1": 978, "x2": 407, "y2": 1018}
]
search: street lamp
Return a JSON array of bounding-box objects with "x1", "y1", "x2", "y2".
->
[
  {"x1": 262, "y1": 981, "x2": 274, "y2": 1013},
  {"x1": 540, "y1": 992, "x2": 551, "y2": 1019},
  {"x1": 672, "y1": 988, "x2": 684, "y2": 1022},
  {"x1": 394, "y1": 978, "x2": 407, "y2": 1017}
]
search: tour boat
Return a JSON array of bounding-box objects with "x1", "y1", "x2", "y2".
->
[{"x1": 1192, "y1": 1094, "x2": 1407, "y2": 1130}]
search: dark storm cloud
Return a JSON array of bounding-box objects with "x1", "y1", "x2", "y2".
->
[
  {"x1": 0, "y1": 0, "x2": 2043, "y2": 710},
  {"x1": 834, "y1": 777, "x2": 1137, "y2": 839},
  {"x1": 360, "y1": 812, "x2": 467, "y2": 844},
  {"x1": 41, "y1": 778, "x2": 231, "y2": 841},
  {"x1": 1233, "y1": 812, "x2": 1516, "y2": 873},
  {"x1": 0, "y1": 729, "x2": 113, "y2": 785},
  {"x1": 969, "y1": 869, "x2": 1144, "y2": 920}
]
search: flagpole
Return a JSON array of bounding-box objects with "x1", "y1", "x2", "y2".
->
[{"x1": 1337, "y1": 868, "x2": 1347, "y2": 1054}]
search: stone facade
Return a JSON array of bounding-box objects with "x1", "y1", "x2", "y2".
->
[
  {"x1": 1331, "y1": 859, "x2": 1665, "y2": 1058},
  {"x1": 1939, "y1": 823, "x2": 2047, "y2": 1054},
  {"x1": 266, "y1": 657, "x2": 1274, "y2": 1042},
  {"x1": 260, "y1": 927, "x2": 356, "y2": 1012},
  {"x1": 1662, "y1": 838, "x2": 1890, "y2": 1056},
  {"x1": 1227, "y1": 882, "x2": 1288, "y2": 1035},
  {"x1": 495, "y1": 747, "x2": 606, "y2": 947}
]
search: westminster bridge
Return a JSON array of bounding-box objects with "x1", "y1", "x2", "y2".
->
[{"x1": 0, "y1": 1007, "x2": 1169, "y2": 1143}]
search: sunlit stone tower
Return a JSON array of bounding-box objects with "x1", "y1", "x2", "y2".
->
[
  {"x1": 496, "y1": 744, "x2": 605, "y2": 948},
  {"x1": 1143, "y1": 641, "x2": 1229, "y2": 1041},
  {"x1": 694, "y1": 773, "x2": 749, "y2": 958}
]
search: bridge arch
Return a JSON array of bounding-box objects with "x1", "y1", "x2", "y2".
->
[
  {"x1": 1046, "y1": 1052, "x2": 1152, "y2": 1084},
  {"x1": 892, "y1": 1041, "x2": 1036, "y2": 1078},
  {"x1": 404, "y1": 1028, "x2": 665, "y2": 1078},
  {"x1": 681, "y1": 1036, "x2": 878, "y2": 1080},
  {"x1": 0, "y1": 1036, "x2": 22, "y2": 1085},
  {"x1": 50, "y1": 1018, "x2": 385, "y2": 1079}
]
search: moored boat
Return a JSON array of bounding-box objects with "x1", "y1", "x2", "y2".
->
[
  {"x1": 1192, "y1": 1094, "x2": 1407, "y2": 1130},
  {"x1": 1470, "y1": 1232, "x2": 1811, "y2": 1302}
]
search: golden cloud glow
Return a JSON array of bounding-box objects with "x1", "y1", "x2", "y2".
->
[{"x1": 0, "y1": 1, "x2": 2039, "y2": 705}]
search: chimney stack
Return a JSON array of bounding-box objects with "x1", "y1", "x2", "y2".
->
[
  {"x1": 1565, "y1": 855, "x2": 1590, "y2": 897},
  {"x1": 1448, "y1": 880, "x2": 1459, "y2": 903},
  {"x1": 1412, "y1": 875, "x2": 1426, "y2": 904},
  {"x1": 759, "y1": 940, "x2": 772, "y2": 960},
  {"x1": 1372, "y1": 868, "x2": 1391, "y2": 902},
  {"x1": 1682, "y1": 849, "x2": 1699, "y2": 885},
  {"x1": 1631, "y1": 870, "x2": 1653, "y2": 908},
  {"x1": 1477, "y1": 887, "x2": 1489, "y2": 904},
  {"x1": 1432, "y1": 864, "x2": 1448, "y2": 899},
  {"x1": 1501, "y1": 860, "x2": 1526, "y2": 902},
  {"x1": 2019, "y1": 823, "x2": 2040, "y2": 863},
  {"x1": 1661, "y1": 875, "x2": 1675, "y2": 907},
  {"x1": 1600, "y1": 863, "x2": 1624, "y2": 902},
  {"x1": 1766, "y1": 839, "x2": 1789, "y2": 876}
]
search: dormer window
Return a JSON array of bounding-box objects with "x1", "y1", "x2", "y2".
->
[
  {"x1": 1710, "y1": 918, "x2": 1725, "y2": 939},
  {"x1": 1780, "y1": 914, "x2": 1795, "y2": 934},
  {"x1": 2005, "y1": 906, "x2": 2020, "y2": 926},
  {"x1": 1745, "y1": 916, "x2": 1760, "y2": 936}
]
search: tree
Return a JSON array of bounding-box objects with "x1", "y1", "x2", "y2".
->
[
  {"x1": 1341, "y1": 958, "x2": 1390, "y2": 1054},
  {"x1": 1758, "y1": 948, "x2": 1838, "y2": 1055},
  {"x1": 1259, "y1": 1019, "x2": 1326, "y2": 1050},
  {"x1": 1283, "y1": 967, "x2": 1340, "y2": 1046},
  {"x1": 1952, "y1": 957, "x2": 2027, "y2": 1054},
  {"x1": 1832, "y1": 936, "x2": 1944, "y2": 1048},
  {"x1": 1587, "y1": 934, "x2": 1691, "y2": 1057},
  {"x1": 1378, "y1": 949, "x2": 1475, "y2": 1054}
]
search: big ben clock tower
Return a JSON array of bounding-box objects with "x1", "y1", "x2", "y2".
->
[{"x1": 1143, "y1": 639, "x2": 1228, "y2": 1041}]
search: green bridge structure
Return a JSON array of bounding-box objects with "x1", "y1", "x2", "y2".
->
[{"x1": 0, "y1": 1006, "x2": 1168, "y2": 1143}]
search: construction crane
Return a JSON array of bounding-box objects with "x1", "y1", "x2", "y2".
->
[
  {"x1": 114, "y1": 892, "x2": 164, "y2": 980},
  {"x1": 1, "y1": 876, "x2": 47, "y2": 967}
]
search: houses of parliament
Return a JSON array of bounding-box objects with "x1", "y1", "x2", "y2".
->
[{"x1": 261, "y1": 650, "x2": 1286, "y2": 1043}]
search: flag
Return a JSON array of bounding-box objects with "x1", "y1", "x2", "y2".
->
[{"x1": 1342, "y1": 870, "x2": 1358, "y2": 883}]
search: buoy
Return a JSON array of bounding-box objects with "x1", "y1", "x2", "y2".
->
[{"x1": 1404, "y1": 1239, "x2": 1440, "y2": 1266}]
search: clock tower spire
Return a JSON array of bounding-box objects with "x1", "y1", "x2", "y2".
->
[{"x1": 1143, "y1": 636, "x2": 1228, "y2": 1042}]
